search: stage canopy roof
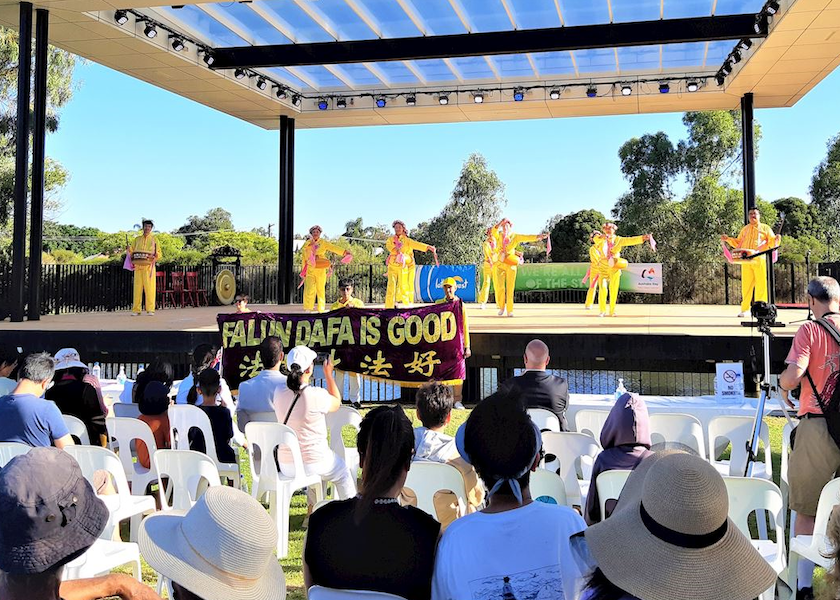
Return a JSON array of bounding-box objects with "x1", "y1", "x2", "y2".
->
[{"x1": 0, "y1": 0, "x2": 838, "y2": 128}]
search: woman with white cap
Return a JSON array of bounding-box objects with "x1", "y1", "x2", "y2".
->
[
  {"x1": 45, "y1": 348, "x2": 108, "y2": 446},
  {"x1": 273, "y1": 346, "x2": 357, "y2": 505}
]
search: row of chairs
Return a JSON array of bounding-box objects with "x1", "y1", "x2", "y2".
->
[{"x1": 155, "y1": 271, "x2": 208, "y2": 309}]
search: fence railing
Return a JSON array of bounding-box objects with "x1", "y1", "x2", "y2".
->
[{"x1": 0, "y1": 261, "x2": 832, "y2": 319}]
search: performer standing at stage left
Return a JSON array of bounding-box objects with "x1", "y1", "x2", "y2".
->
[
  {"x1": 300, "y1": 225, "x2": 350, "y2": 313},
  {"x1": 384, "y1": 220, "x2": 435, "y2": 309},
  {"x1": 127, "y1": 219, "x2": 161, "y2": 316},
  {"x1": 477, "y1": 227, "x2": 499, "y2": 309},
  {"x1": 583, "y1": 230, "x2": 605, "y2": 310},
  {"x1": 721, "y1": 207, "x2": 781, "y2": 317},
  {"x1": 493, "y1": 219, "x2": 548, "y2": 318},
  {"x1": 591, "y1": 222, "x2": 652, "y2": 317}
]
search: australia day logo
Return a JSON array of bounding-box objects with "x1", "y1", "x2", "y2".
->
[{"x1": 640, "y1": 267, "x2": 656, "y2": 281}]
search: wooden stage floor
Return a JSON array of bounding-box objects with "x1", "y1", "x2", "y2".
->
[{"x1": 0, "y1": 303, "x2": 808, "y2": 338}]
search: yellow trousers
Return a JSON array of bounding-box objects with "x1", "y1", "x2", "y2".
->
[
  {"x1": 598, "y1": 270, "x2": 622, "y2": 315},
  {"x1": 494, "y1": 264, "x2": 517, "y2": 314},
  {"x1": 740, "y1": 257, "x2": 768, "y2": 312},
  {"x1": 132, "y1": 265, "x2": 155, "y2": 313},
  {"x1": 303, "y1": 267, "x2": 328, "y2": 312},
  {"x1": 478, "y1": 264, "x2": 493, "y2": 304},
  {"x1": 402, "y1": 265, "x2": 416, "y2": 304},
  {"x1": 385, "y1": 264, "x2": 405, "y2": 309},
  {"x1": 585, "y1": 283, "x2": 599, "y2": 308}
]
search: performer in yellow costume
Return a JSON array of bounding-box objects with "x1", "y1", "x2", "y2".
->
[
  {"x1": 583, "y1": 230, "x2": 605, "y2": 309},
  {"x1": 384, "y1": 220, "x2": 435, "y2": 309},
  {"x1": 437, "y1": 277, "x2": 470, "y2": 408},
  {"x1": 127, "y1": 219, "x2": 161, "y2": 316},
  {"x1": 493, "y1": 219, "x2": 548, "y2": 317},
  {"x1": 331, "y1": 278, "x2": 365, "y2": 408},
  {"x1": 721, "y1": 207, "x2": 781, "y2": 317},
  {"x1": 590, "y1": 222, "x2": 652, "y2": 317},
  {"x1": 300, "y1": 225, "x2": 350, "y2": 313},
  {"x1": 477, "y1": 227, "x2": 499, "y2": 309}
]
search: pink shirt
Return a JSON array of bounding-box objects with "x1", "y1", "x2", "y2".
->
[
  {"x1": 273, "y1": 385, "x2": 334, "y2": 465},
  {"x1": 785, "y1": 314, "x2": 840, "y2": 415}
]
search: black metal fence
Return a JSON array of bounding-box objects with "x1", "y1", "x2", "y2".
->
[{"x1": 0, "y1": 261, "x2": 831, "y2": 319}]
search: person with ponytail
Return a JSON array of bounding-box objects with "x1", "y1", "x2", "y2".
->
[
  {"x1": 303, "y1": 405, "x2": 440, "y2": 600},
  {"x1": 273, "y1": 346, "x2": 356, "y2": 506},
  {"x1": 175, "y1": 344, "x2": 234, "y2": 407}
]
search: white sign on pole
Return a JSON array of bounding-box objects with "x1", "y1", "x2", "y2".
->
[{"x1": 715, "y1": 362, "x2": 745, "y2": 401}]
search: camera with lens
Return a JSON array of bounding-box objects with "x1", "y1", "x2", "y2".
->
[{"x1": 750, "y1": 301, "x2": 777, "y2": 325}]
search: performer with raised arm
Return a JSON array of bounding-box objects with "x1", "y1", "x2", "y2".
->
[
  {"x1": 583, "y1": 230, "x2": 605, "y2": 310},
  {"x1": 477, "y1": 226, "x2": 499, "y2": 309},
  {"x1": 721, "y1": 207, "x2": 781, "y2": 317},
  {"x1": 384, "y1": 220, "x2": 436, "y2": 309},
  {"x1": 300, "y1": 225, "x2": 350, "y2": 313},
  {"x1": 127, "y1": 219, "x2": 161, "y2": 316},
  {"x1": 592, "y1": 222, "x2": 653, "y2": 317},
  {"x1": 493, "y1": 218, "x2": 548, "y2": 318}
]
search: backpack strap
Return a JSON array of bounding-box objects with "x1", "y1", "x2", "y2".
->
[
  {"x1": 804, "y1": 316, "x2": 840, "y2": 412},
  {"x1": 283, "y1": 385, "x2": 307, "y2": 425}
]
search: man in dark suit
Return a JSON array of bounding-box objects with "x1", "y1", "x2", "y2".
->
[{"x1": 497, "y1": 339, "x2": 569, "y2": 430}]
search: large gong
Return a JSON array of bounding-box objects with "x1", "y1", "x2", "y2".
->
[{"x1": 215, "y1": 268, "x2": 237, "y2": 305}]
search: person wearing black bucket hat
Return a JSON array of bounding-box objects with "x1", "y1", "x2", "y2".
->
[{"x1": 0, "y1": 447, "x2": 161, "y2": 600}]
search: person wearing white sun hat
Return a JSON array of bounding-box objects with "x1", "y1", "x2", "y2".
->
[
  {"x1": 139, "y1": 486, "x2": 285, "y2": 600},
  {"x1": 46, "y1": 348, "x2": 108, "y2": 446}
]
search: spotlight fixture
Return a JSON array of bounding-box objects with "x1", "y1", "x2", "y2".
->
[
  {"x1": 292, "y1": 95, "x2": 301, "y2": 107},
  {"x1": 586, "y1": 86, "x2": 597, "y2": 98},
  {"x1": 143, "y1": 23, "x2": 157, "y2": 39},
  {"x1": 732, "y1": 50, "x2": 742, "y2": 64},
  {"x1": 473, "y1": 92, "x2": 484, "y2": 104},
  {"x1": 405, "y1": 94, "x2": 416, "y2": 106},
  {"x1": 274, "y1": 86, "x2": 287, "y2": 100},
  {"x1": 658, "y1": 82, "x2": 670, "y2": 94},
  {"x1": 721, "y1": 61, "x2": 733, "y2": 75},
  {"x1": 687, "y1": 80, "x2": 700, "y2": 93},
  {"x1": 754, "y1": 17, "x2": 765, "y2": 34},
  {"x1": 375, "y1": 96, "x2": 387, "y2": 108},
  {"x1": 256, "y1": 77, "x2": 267, "y2": 90},
  {"x1": 114, "y1": 9, "x2": 129, "y2": 25},
  {"x1": 318, "y1": 99, "x2": 328, "y2": 110},
  {"x1": 513, "y1": 88, "x2": 525, "y2": 102},
  {"x1": 234, "y1": 68, "x2": 247, "y2": 80},
  {"x1": 739, "y1": 38, "x2": 753, "y2": 51},
  {"x1": 621, "y1": 84, "x2": 632, "y2": 96},
  {"x1": 170, "y1": 37, "x2": 185, "y2": 52},
  {"x1": 202, "y1": 51, "x2": 215, "y2": 67},
  {"x1": 766, "y1": 1, "x2": 780, "y2": 15},
  {"x1": 438, "y1": 94, "x2": 449, "y2": 105},
  {"x1": 715, "y1": 73, "x2": 726, "y2": 86},
  {"x1": 549, "y1": 89, "x2": 561, "y2": 100},
  {"x1": 336, "y1": 97, "x2": 347, "y2": 109}
]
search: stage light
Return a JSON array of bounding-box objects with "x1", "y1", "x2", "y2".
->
[
  {"x1": 473, "y1": 92, "x2": 484, "y2": 104},
  {"x1": 438, "y1": 94, "x2": 449, "y2": 105},
  {"x1": 170, "y1": 37, "x2": 185, "y2": 52},
  {"x1": 754, "y1": 17, "x2": 764, "y2": 33},
  {"x1": 549, "y1": 89, "x2": 561, "y2": 100},
  {"x1": 513, "y1": 88, "x2": 524, "y2": 102},
  {"x1": 336, "y1": 97, "x2": 347, "y2": 109},
  {"x1": 256, "y1": 77, "x2": 267, "y2": 90},
  {"x1": 621, "y1": 84, "x2": 632, "y2": 96},
  {"x1": 586, "y1": 86, "x2": 597, "y2": 98},
  {"x1": 687, "y1": 80, "x2": 700, "y2": 93},
  {"x1": 766, "y1": 1, "x2": 780, "y2": 15},
  {"x1": 739, "y1": 38, "x2": 753, "y2": 51},
  {"x1": 235, "y1": 69, "x2": 247, "y2": 80},
  {"x1": 318, "y1": 99, "x2": 328, "y2": 110},
  {"x1": 275, "y1": 86, "x2": 287, "y2": 100},
  {"x1": 715, "y1": 73, "x2": 726, "y2": 86},
  {"x1": 292, "y1": 95, "x2": 301, "y2": 107},
  {"x1": 658, "y1": 82, "x2": 670, "y2": 94},
  {"x1": 375, "y1": 96, "x2": 387, "y2": 108},
  {"x1": 144, "y1": 23, "x2": 157, "y2": 38},
  {"x1": 202, "y1": 51, "x2": 215, "y2": 66},
  {"x1": 732, "y1": 50, "x2": 742, "y2": 64},
  {"x1": 405, "y1": 94, "x2": 416, "y2": 106},
  {"x1": 721, "y1": 60, "x2": 733, "y2": 75},
  {"x1": 114, "y1": 10, "x2": 129, "y2": 25}
]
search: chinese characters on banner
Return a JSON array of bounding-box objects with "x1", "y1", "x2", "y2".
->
[{"x1": 217, "y1": 301, "x2": 467, "y2": 389}]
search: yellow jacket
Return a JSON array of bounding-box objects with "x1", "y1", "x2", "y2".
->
[
  {"x1": 386, "y1": 234, "x2": 430, "y2": 269},
  {"x1": 300, "y1": 238, "x2": 345, "y2": 268},
  {"x1": 497, "y1": 233, "x2": 541, "y2": 263},
  {"x1": 593, "y1": 234, "x2": 645, "y2": 276},
  {"x1": 130, "y1": 234, "x2": 161, "y2": 267},
  {"x1": 725, "y1": 223, "x2": 777, "y2": 252},
  {"x1": 482, "y1": 234, "x2": 499, "y2": 267},
  {"x1": 331, "y1": 297, "x2": 365, "y2": 310}
]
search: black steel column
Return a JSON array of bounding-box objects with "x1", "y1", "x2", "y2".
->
[
  {"x1": 277, "y1": 115, "x2": 295, "y2": 305},
  {"x1": 11, "y1": 2, "x2": 33, "y2": 322},
  {"x1": 741, "y1": 93, "x2": 756, "y2": 224},
  {"x1": 28, "y1": 8, "x2": 48, "y2": 321}
]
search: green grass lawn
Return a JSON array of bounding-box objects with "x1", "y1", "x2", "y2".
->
[{"x1": 124, "y1": 412, "x2": 825, "y2": 600}]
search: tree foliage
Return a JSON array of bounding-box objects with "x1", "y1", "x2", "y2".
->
[
  {"x1": 176, "y1": 207, "x2": 234, "y2": 246},
  {"x1": 810, "y1": 133, "x2": 840, "y2": 258},
  {"x1": 548, "y1": 209, "x2": 607, "y2": 262},
  {"x1": 43, "y1": 221, "x2": 103, "y2": 256}
]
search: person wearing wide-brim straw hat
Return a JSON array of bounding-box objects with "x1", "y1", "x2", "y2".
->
[
  {"x1": 139, "y1": 486, "x2": 285, "y2": 600},
  {"x1": 299, "y1": 225, "x2": 351, "y2": 313},
  {"x1": 581, "y1": 451, "x2": 777, "y2": 600}
]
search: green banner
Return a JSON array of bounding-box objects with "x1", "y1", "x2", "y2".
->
[{"x1": 506, "y1": 263, "x2": 663, "y2": 294}]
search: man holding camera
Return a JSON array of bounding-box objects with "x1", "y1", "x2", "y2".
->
[
  {"x1": 780, "y1": 276, "x2": 840, "y2": 600},
  {"x1": 127, "y1": 219, "x2": 161, "y2": 316}
]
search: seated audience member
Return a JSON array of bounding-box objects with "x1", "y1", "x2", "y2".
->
[
  {"x1": 403, "y1": 382, "x2": 484, "y2": 528},
  {"x1": 189, "y1": 369, "x2": 237, "y2": 464},
  {"x1": 46, "y1": 348, "x2": 108, "y2": 446},
  {"x1": 0, "y1": 344, "x2": 22, "y2": 396},
  {"x1": 305, "y1": 405, "x2": 440, "y2": 600},
  {"x1": 132, "y1": 358, "x2": 174, "y2": 404},
  {"x1": 436, "y1": 277, "x2": 471, "y2": 408},
  {"x1": 0, "y1": 447, "x2": 161, "y2": 600},
  {"x1": 331, "y1": 279, "x2": 365, "y2": 409},
  {"x1": 274, "y1": 346, "x2": 356, "y2": 504},
  {"x1": 578, "y1": 451, "x2": 776, "y2": 600},
  {"x1": 136, "y1": 381, "x2": 171, "y2": 471},
  {"x1": 431, "y1": 391, "x2": 585, "y2": 600},
  {"x1": 0, "y1": 353, "x2": 73, "y2": 448},
  {"x1": 498, "y1": 339, "x2": 569, "y2": 430},
  {"x1": 236, "y1": 336, "x2": 285, "y2": 431},
  {"x1": 175, "y1": 344, "x2": 233, "y2": 407},
  {"x1": 234, "y1": 292, "x2": 252, "y2": 313},
  {"x1": 584, "y1": 392, "x2": 651, "y2": 525},
  {"x1": 139, "y1": 486, "x2": 282, "y2": 600}
]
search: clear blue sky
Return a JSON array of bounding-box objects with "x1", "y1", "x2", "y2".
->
[{"x1": 48, "y1": 62, "x2": 840, "y2": 237}]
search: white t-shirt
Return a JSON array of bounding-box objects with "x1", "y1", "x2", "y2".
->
[
  {"x1": 432, "y1": 500, "x2": 587, "y2": 600},
  {"x1": 273, "y1": 385, "x2": 334, "y2": 466}
]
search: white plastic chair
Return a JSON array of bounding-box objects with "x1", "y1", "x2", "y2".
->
[
  {"x1": 235, "y1": 409, "x2": 277, "y2": 433},
  {"x1": 245, "y1": 422, "x2": 325, "y2": 558},
  {"x1": 530, "y1": 468, "x2": 568, "y2": 506},
  {"x1": 649, "y1": 413, "x2": 707, "y2": 459},
  {"x1": 63, "y1": 539, "x2": 141, "y2": 582},
  {"x1": 707, "y1": 415, "x2": 772, "y2": 479},
  {"x1": 326, "y1": 405, "x2": 362, "y2": 476},
  {"x1": 0, "y1": 441, "x2": 29, "y2": 467},
  {"x1": 108, "y1": 417, "x2": 159, "y2": 495},
  {"x1": 404, "y1": 461, "x2": 468, "y2": 520},
  {"x1": 781, "y1": 420, "x2": 797, "y2": 536},
  {"x1": 169, "y1": 404, "x2": 240, "y2": 486},
  {"x1": 63, "y1": 414, "x2": 91, "y2": 445},
  {"x1": 787, "y1": 477, "x2": 840, "y2": 599},
  {"x1": 308, "y1": 586, "x2": 408, "y2": 600},
  {"x1": 723, "y1": 476, "x2": 786, "y2": 600},
  {"x1": 64, "y1": 445, "x2": 156, "y2": 542},
  {"x1": 527, "y1": 407, "x2": 561, "y2": 433},
  {"x1": 112, "y1": 403, "x2": 141, "y2": 419},
  {"x1": 574, "y1": 409, "x2": 610, "y2": 442},
  {"x1": 153, "y1": 449, "x2": 222, "y2": 511},
  {"x1": 595, "y1": 469, "x2": 632, "y2": 522},
  {"x1": 541, "y1": 431, "x2": 601, "y2": 507}
]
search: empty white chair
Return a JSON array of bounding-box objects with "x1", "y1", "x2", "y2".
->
[
  {"x1": 527, "y1": 407, "x2": 561, "y2": 433},
  {"x1": 245, "y1": 422, "x2": 324, "y2": 557},
  {"x1": 63, "y1": 539, "x2": 141, "y2": 582},
  {"x1": 153, "y1": 449, "x2": 222, "y2": 511},
  {"x1": 708, "y1": 415, "x2": 772, "y2": 480},
  {"x1": 0, "y1": 441, "x2": 29, "y2": 467},
  {"x1": 787, "y1": 477, "x2": 840, "y2": 598},
  {"x1": 326, "y1": 405, "x2": 362, "y2": 476},
  {"x1": 108, "y1": 417, "x2": 159, "y2": 495},
  {"x1": 530, "y1": 468, "x2": 568, "y2": 506},
  {"x1": 403, "y1": 461, "x2": 468, "y2": 520},
  {"x1": 649, "y1": 413, "x2": 706, "y2": 459},
  {"x1": 781, "y1": 420, "x2": 798, "y2": 537},
  {"x1": 63, "y1": 414, "x2": 90, "y2": 445},
  {"x1": 542, "y1": 431, "x2": 601, "y2": 507},
  {"x1": 595, "y1": 469, "x2": 632, "y2": 522},
  {"x1": 169, "y1": 404, "x2": 240, "y2": 486},
  {"x1": 64, "y1": 445, "x2": 156, "y2": 542},
  {"x1": 112, "y1": 402, "x2": 141, "y2": 419},
  {"x1": 574, "y1": 409, "x2": 610, "y2": 442},
  {"x1": 308, "y1": 586, "x2": 408, "y2": 600}
]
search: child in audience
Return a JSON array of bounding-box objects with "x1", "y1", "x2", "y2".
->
[
  {"x1": 304, "y1": 405, "x2": 440, "y2": 600},
  {"x1": 136, "y1": 381, "x2": 171, "y2": 471},
  {"x1": 234, "y1": 293, "x2": 252, "y2": 313},
  {"x1": 190, "y1": 369, "x2": 237, "y2": 464}
]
